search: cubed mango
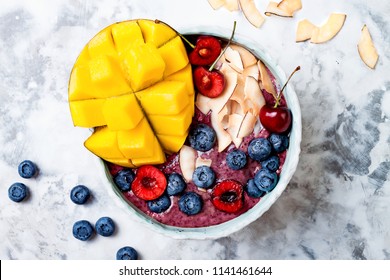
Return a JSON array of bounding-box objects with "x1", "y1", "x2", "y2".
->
[
  {"x1": 138, "y1": 19, "x2": 176, "y2": 47},
  {"x1": 68, "y1": 65, "x2": 95, "y2": 101},
  {"x1": 157, "y1": 133, "x2": 188, "y2": 154},
  {"x1": 111, "y1": 21, "x2": 144, "y2": 55},
  {"x1": 131, "y1": 137, "x2": 166, "y2": 166},
  {"x1": 88, "y1": 27, "x2": 117, "y2": 58},
  {"x1": 69, "y1": 99, "x2": 106, "y2": 127},
  {"x1": 84, "y1": 127, "x2": 124, "y2": 159},
  {"x1": 158, "y1": 36, "x2": 189, "y2": 77},
  {"x1": 166, "y1": 63, "x2": 195, "y2": 95}
]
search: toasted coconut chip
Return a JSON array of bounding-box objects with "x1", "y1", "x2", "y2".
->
[
  {"x1": 243, "y1": 63, "x2": 260, "y2": 80},
  {"x1": 225, "y1": 0, "x2": 240, "y2": 11},
  {"x1": 237, "y1": 112, "x2": 258, "y2": 138},
  {"x1": 265, "y1": 1, "x2": 293, "y2": 17},
  {"x1": 358, "y1": 25, "x2": 379, "y2": 69},
  {"x1": 195, "y1": 157, "x2": 212, "y2": 167},
  {"x1": 225, "y1": 47, "x2": 244, "y2": 73},
  {"x1": 277, "y1": 0, "x2": 302, "y2": 14},
  {"x1": 230, "y1": 99, "x2": 246, "y2": 115},
  {"x1": 296, "y1": 19, "x2": 317, "y2": 42},
  {"x1": 218, "y1": 105, "x2": 230, "y2": 130},
  {"x1": 310, "y1": 13, "x2": 346, "y2": 44},
  {"x1": 258, "y1": 60, "x2": 277, "y2": 99},
  {"x1": 239, "y1": 0, "x2": 265, "y2": 28},
  {"x1": 207, "y1": 0, "x2": 226, "y2": 10},
  {"x1": 195, "y1": 93, "x2": 212, "y2": 114},
  {"x1": 244, "y1": 76, "x2": 266, "y2": 114},
  {"x1": 227, "y1": 113, "x2": 244, "y2": 147},
  {"x1": 207, "y1": 71, "x2": 238, "y2": 113},
  {"x1": 211, "y1": 110, "x2": 232, "y2": 152},
  {"x1": 230, "y1": 44, "x2": 258, "y2": 68},
  {"x1": 179, "y1": 145, "x2": 197, "y2": 182}
]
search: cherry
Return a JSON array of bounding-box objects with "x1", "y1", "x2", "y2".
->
[
  {"x1": 193, "y1": 66, "x2": 225, "y2": 98},
  {"x1": 189, "y1": 36, "x2": 222, "y2": 66},
  {"x1": 259, "y1": 66, "x2": 300, "y2": 134},
  {"x1": 259, "y1": 105, "x2": 292, "y2": 134},
  {"x1": 211, "y1": 180, "x2": 244, "y2": 213}
]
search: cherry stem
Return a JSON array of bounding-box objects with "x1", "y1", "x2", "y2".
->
[
  {"x1": 154, "y1": 19, "x2": 196, "y2": 48},
  {"x1": 274, "y1": 66, "x2": 301, "y2": 108},
  {"x1": 208, "y1": 21, "x2": 237, "y2": 72}
]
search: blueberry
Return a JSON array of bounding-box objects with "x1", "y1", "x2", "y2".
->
[
  {"x1": 192, "y1": 165, "x2": 215, "y2": 189},
  {"x1": 8, "y1": 182, "x2": 28, "y2": 202},
  {"x1": 147, "y1": 195, "x2": 171, "y2": 213},
  {"x1": 72, "y1": 220, "x2": 94, "y2": 241},
  {"x1": 70, "y1": 185, "x2": 90, "y2": 205},
  {"x1": 254, "y1": 168, "x2": 278, "y2": 192},
  {"x1": 166, "y1": 173, "x2": 186, "y2": 196},
  {"x1": 226, "y1": 149, "x2": 247, "y2": 170},
  {"x1": 114, "y1": 169, "x2": 135, "y2": 192},
  {"x1": 95, "y1": 217, "x2": 115, "y2": 237},
  {"x1": 261, "y1": 155, "x2": 280, "y2": 172},
  {"x1": 178, "y1": 192, "x2": 203, "y2": 215},
  {"x1": 116, "y1": 246, "x2": 138, "y2": 260},
  {"x1": 244, "y1": 179, "x2": 265, "y2": 198},
  {"x1": 247, "y1": 138, "x2": 272, "y2": 162},
  {"x1": 269, "y1": 134, "x2": 289, "y2": 153},
  {"x1": 188, "y1": 123, "x2": 216, "y2": 152},
  {"x1": 18, "y1": 160, "x2": 38, "y2": 178}
]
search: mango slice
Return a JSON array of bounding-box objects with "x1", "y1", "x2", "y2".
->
[{"x1": 68, "y1": 20, "x2": 194, "y2": 167}]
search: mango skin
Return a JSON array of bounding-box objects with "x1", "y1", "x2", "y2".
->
[{"x1": 68, "y1": 19, "x2": 194, "y2": 167}]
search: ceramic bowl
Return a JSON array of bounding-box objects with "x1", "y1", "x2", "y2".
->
[{"x1": 98, "y1": 25, "x2": 302, "y2": 240}]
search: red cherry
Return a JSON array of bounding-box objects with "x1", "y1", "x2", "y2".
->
[
  {"x1": 211, "y1": 180, "x2": 244, "y2": 213},
  {"x1": 259, "y1": 104, "x2": 292, "y2": 134},
  {"x1": 131, "y1": 165, "x2": 167, "y2": 201},
  {"x1": 189, "y1": 36, "x2": 222, "y2": 66},
  {"x1": 193, "y1": 66, "x2": 225, "y2": 98}
]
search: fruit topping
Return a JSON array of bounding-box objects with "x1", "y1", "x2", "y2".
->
[
  {"x1": 131, "y1": 165, "x2": 167, "y2": 201},
  {"x1": 166, "y1": 173, "x2": 187, "y2": 196},
  {"x1": 193, "y1": 21, "x2": 236, "y2": 99},
  {"x1": 189, "y1": 36, "x2": 222, "y2": 66},
  {"x1": 193, "y1": 66, "x2": 225, "y2": 98},
  {"x1": 239, "y1": 0, "x2": 265, "y2": 28},
  {"x1": 226, "y1": 149, "x2": 247, "y2": 170},
  {"x1": 70, "y1": 185, "x2": 91, "y2": 205},
  {"x1": 244, "y1": 179, "x2": 265, "y2": 198},
  {"x1": 72, "y1": 220, "x2": 94, "y2": 241},
  {"x1": 247, "y1": 138, "x2": 272, "y2": 162},
  {"x1": 116, "y1": 246, "x2": 138, "y2": 260},
  {"x1": 358, "y1": 25, "x2": 379, "y2": 69},
  {"x1": 8, "y1": 182, "x2": 28, "y2": 202},
  {"x1": 114, "y1": 169, "x2": 136, "y2": 192},
  {"x1": 259, "y1": 104, "x2": 292, "y2": 134},
  {"x1": 95, "y1": 217, "x2": 116, "y2": 237},
  {"x1": 265, "y1": 0, "x2": 302, "y2": 17},
  {"x1": 211, "y1": 180, "x2": 244, "y2": 213},
  {"x1": 188, "y1": 123, "x2": 217, "y2": 152},
  {"x1": 269, "y1": 133, "x2": 289, "y2": 153},
  {"x1": 192, "y1": 165, "x2": 216, "y2": 189},
  {"x1": 178, "y1": 192, "x2": 203, "y2": 215},
  {"x1": 254, "y1": 168, "x2": 278, "y2": 192},
  {"x1": 18, "y1": 160, "x2": 38, "y2": 179},
  {"x1": 179, "y1": 145, "x2": 197, "y2": 182},
  {"x1": 261, "y1": 155, "x2": 280, "y2": 172},
  {"x1": 147, "y1": 194, "x2": 171, "y2": 213}
]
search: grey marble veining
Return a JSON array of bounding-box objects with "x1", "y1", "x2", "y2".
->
[{"x1": 0, "y1": 0, "x2": 389, "y2": 260}]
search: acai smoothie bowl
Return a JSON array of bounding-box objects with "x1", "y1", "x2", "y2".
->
[{"x1": 68, "y1": 19, "x2": 302, "y2": 239}]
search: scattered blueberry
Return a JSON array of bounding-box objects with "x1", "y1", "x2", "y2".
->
[
  {"x1": 244, "y1": 179, "x2": 265, "y2": 198},
  {"x1": 72, "y1": 220, "x2": 94, "y2": 241},
  {"x1": 114, "y1": 169, "x2": 135, "y2": 192},
  {"x1": 261, "y1": 155, "x2": 280, "y2": 172},
  {"x1": 8, "y1": 182, "x2": 28, "y2": 202},
  {"x1": 254, "y1": 168, "x2": 278, "y2": 192},
  {"x1": 192, "y1": 165, "x2": 215, "y2": 189},
  {"x1": 178, "y1": 192, "x2": 203, "y2": 215},
  {"x1": 188, "y1": 123, "x2": 216, "y2": 152},
  {"x1": 116, "y1": 246, "x2": 138, "y2": 260},
  {"x1": 147, "y1": 195, "x2": 171, "y2": 213},
  {"x1": 70, "y1": 185, "x2": 90, "y2": 205},
  {"x1": 269, "y1": 134, "x2": 289, "y2": 153},
  {"x1": 166, "y1": 173, "x2": 186, "y2": 196},
  {"x1": 18, "y1": 160, "x2": 38, "y2": 178},
  {"x1": 95, "y1": 217, "x2": 115, "y2": 237},
  {"x1": 226, "y1": 149, "x2": 247, "y2": 170},
  {"x1": 247, "y1": 138, "x2": 272, "y2": 162}
]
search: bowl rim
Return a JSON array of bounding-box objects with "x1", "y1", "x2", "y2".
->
[{"x1": 97, "y1": 24, "x2": 302, "y2": 240}]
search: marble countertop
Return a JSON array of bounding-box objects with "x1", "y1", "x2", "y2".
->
[{"x1": 0, "y1": 0, "x2": 389, "y2": 260}]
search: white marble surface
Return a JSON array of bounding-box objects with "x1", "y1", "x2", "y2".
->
[{"x1": 0, "y1": 0, "x2": 389, "y2": 260}]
